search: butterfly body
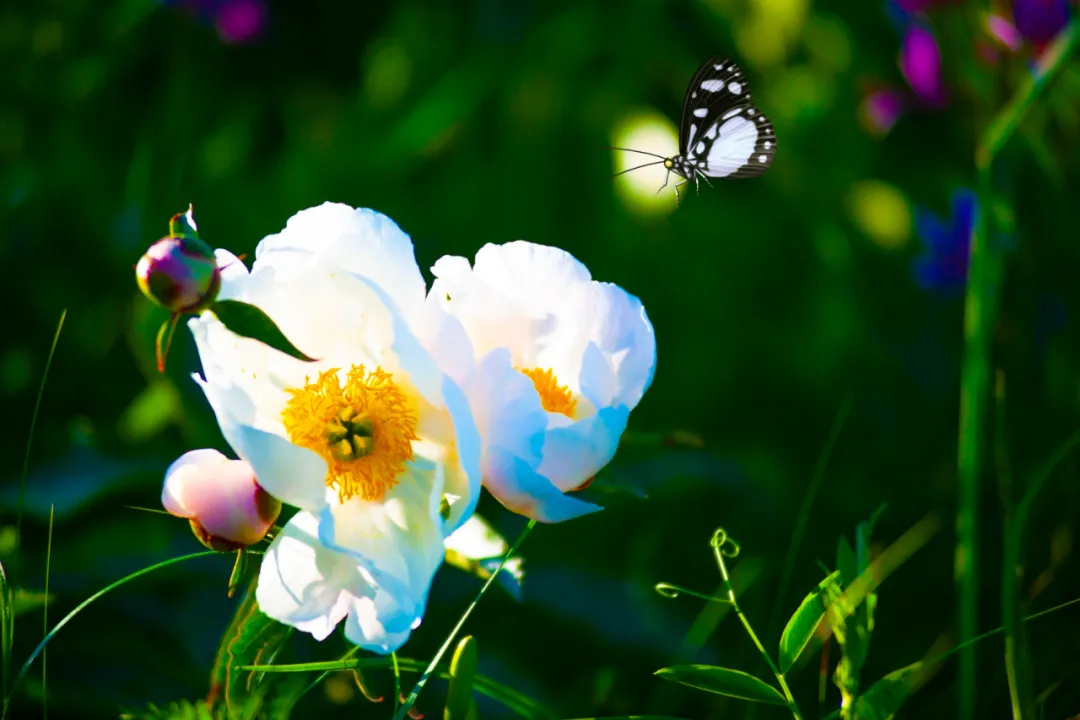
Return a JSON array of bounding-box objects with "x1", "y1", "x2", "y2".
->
[{"x1": 616, "y1": 56, "x2": 777, "y2": 205}]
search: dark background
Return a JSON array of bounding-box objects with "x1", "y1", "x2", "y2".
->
[{"x1": 3, "y1": 0, "x2": 1080, "y2": 717}]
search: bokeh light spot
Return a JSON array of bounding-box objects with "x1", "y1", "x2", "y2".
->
[
  {"x1": 610, "y1": 110, "x2": 679, "y2": 216},
  {"x1": 847, "y1": 180, "x2": 911, "y2": 249}
]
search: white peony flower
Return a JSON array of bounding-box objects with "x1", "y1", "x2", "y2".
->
[
  {"x1": 427, "y1": 241, "x2": 656, "y2": 523},
  {"x1": 187, "y1": 202, "x2": 481, "y2": 653}
]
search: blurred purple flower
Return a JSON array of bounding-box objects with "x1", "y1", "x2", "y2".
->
[
  {"x1": 913, "y1": 188, "x2": 976, "y2": 294},
  {"x1": 900, "y1": 24, "x2": 948, "y2": 108},
  {"x1": 893, "y1": 0, "x2": 949, "y2": 12},
  {"x1": 1013, "y1": 0, "x2": 1071, "y2": 46},
  {"x1": 164, "y1": 0, "x2": 266, "y2": 44},
  {"x1": 860, "y1": 86, "x2": 908, "y2": 135},
  {"x1": 986, "y1": 12, "x2": 1023, "y2": 51},
  {"x1": 214, "y1": 0, "x2": 266, "y2": 43}
]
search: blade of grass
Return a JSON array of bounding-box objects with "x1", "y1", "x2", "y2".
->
[
  {"x1": 769, "y1": 393, "x2": 853, "y2": 639},
  {"x1": 391, "y1": 651, "x2": 401, "y2": 715},
  {"x1": 958, "y1": 23, "x2": 1079, "y2": 720},
  {"x1": 244, "y1": 655, "x2": 555, "y2": 719},
  {"x1": 42, "y1": 505, "x2": 53, "y2": 720},
  {"x1": 2, "y1": 550, "x2": 221, "y2": 719},
  {"x1": 1003, "y1": 428, "x2": 1080, "y2": 719},
  {"x1": 16, "y1": 310, "x2": 67, "y2": 552},
  {"x1": 395, "y1": 518, "x2": 537, "y2": 720}
]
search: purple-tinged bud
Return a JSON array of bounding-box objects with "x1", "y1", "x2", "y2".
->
[
  {"x1": 899, "y1": 24, "x2": 947, "y2": 109},
  {"x1": 162, "y1": 449, "x2": 281, "y2": 551},
  {"x1": 1013, "y1": 0, "x2": 1070, "y2": 47},
  {"x1": 136, "y1": 235, "x2": 221, "y2": 313}
]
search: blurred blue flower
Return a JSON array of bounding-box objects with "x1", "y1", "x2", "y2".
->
[
  {"x1": 913, "y1": 188, "x2": 976, "y2": 294},
  {"x1": 1013, "y1": 0, "x2": 1071, "y2": 47}
]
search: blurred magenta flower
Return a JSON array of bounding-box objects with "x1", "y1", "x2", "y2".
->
[
  {"x1": 136, "y1": 235, "x2": 221, "y2": 313},
  {"x1": 986, "y1": 12, "x2": 1023, "y2": 51},
  {"x1": 913, "y1": 188, "x2": 977, "y2": 294},
  {"x1": 859, "y1": 85, "x2": 908, "y2": 135},
  {"x1": 899, "y1": 24, "x2": 947, "y2": 108},
  {"x1": 1013, "y1": 0, "x2": 1071, "y2": 47},
  {"x1": 893, "y1": 0, "x2": 950, "y2": 12},
  {"x1": 163, "y1": 449, "x2": 282, "y2": 551},
  {"x1": 165, "y1": 0, "x2": 267, "y2": 44}
]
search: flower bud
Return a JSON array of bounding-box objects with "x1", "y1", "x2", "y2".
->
[
  {"x1": 136, "y1": 236, "x2": 221, "y2": 313},
  {"x1": 162, "y1": 449, "x2": 281, "y2": 551}
]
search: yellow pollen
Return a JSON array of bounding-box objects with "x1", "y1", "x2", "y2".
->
[
  {"x1": 518, "y1": 367, "x2": 577, "y2": 418},
  {"x1": 282, "y1": 365, "x2": 419, "y2": 502}
]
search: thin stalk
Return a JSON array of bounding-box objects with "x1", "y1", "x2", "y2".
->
[
  {"x1": 769, "y1": 393, "x2": 854, "y2": 636},
  {"x1": 957, "y1": 21, "x2": 1079, "y2": 720},
  {"x1": 955, "y1": 21, "x2": 1080, "y2": 720},
  {"x1": 393, "y1": 519, "x2": 537, "y2": 720},
  {"x1": 16, "y1": 310, "x2": 66, "y2": 552},
  {"x1": 1003, "y1": 429, "x2": 1080, "y2": 719},
  {"x1": 711, "y1": 531, "x2": 802, "y2": 720},
  {"x1": 3, "y1": 551, "x2": 219, "y2": 719},
  {"x1": 42, "y1": 506, "x2": 53, "y2": 720}
]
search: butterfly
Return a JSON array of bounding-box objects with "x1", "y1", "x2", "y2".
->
[{"x1": 613, "y1": 57, "x2": 777, "y2": 205}]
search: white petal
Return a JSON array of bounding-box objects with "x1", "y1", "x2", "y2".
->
[
  {"x1": 318, "y1": 462, "x2": 447, "y2": 628},
  {"x1": 256, "y1": 512, "x2": 373, "y2": 642},
  {"x1": 213, "y1": 249, "x2": 248, "y2": 301},
  {"x1": 469, "y1": 241, "x2": 592, "y2": 299},
  {"x1": 436, "y1": 374, "x2": 482, "y2": 535},
  {"x1": 468, "y1": 349, "x2": 545, "y2": 468},
  {"x1": 343, "y1": 590, "x2": 418, "y2": 654},
  {"x1": 537, "y1": 406, "x2": 631, "y2": 492},
  {"x1": 162, "y1": 448, "x2": 227, "y2": 517},
  {"x1": 189, "y1": 363, "x2": 328, "y2": 512},
  {"x1": 444, "y1": 515, "x2": 508, "y2": 559},
  {"x1": 485, "y1": 447, "x2": 602, "y2": 522},
  {"x1": 576, "y1": 282, "x2": 656, "y2": 409},
  {"x1": 255, "y1": 203, "x2": 427, "y2": 325}
]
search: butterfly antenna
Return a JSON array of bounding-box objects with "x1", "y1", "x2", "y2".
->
[
  {"x1": 600, "y1": 146, "x2": 668, "y2": 160},
  {"x1": 611, "y1": 160, "x2": 665, "y2": 179}
]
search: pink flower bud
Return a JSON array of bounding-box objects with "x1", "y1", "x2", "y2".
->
[
  {"x1": 136, "y1": 236, "x2": 220, "y2": 313},
  {"x1": 162, "y1": 449, "x2": 281, "y2": 551}
]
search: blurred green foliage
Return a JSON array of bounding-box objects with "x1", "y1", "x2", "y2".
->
[{"x1": 3, "y1": 0, "x2": 1080, "y2": 717}]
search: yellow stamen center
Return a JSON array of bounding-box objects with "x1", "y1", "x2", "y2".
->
[
  {"x1": 518, "y1": 367, "x2": 576, "y2": 418},
  {"x1": 282, "y1": 365, "x2": 419, "y2": 502}
]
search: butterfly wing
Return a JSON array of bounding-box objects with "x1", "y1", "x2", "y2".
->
[{"x1": 679, "y1": 57, "x2": 776, "y2": 179}]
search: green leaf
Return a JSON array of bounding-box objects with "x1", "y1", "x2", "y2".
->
[
  {"x1": 779, "y1": 570, "x2": 841, "y2": 673},
  {"x1": 209, "y1": 300, "x2": 317, "y2": 363},
  {"x1": 654, "y1": 665, "x2": 788, "y2": 706},
  {"x1": 119, "y1": 699, "x2": 221, "y2": 719},
  {"x1": 851, "y1": 664, "x2": 923, "y2": 720},
  {"x1": 0, "y1": 558, "x2": 12, "y2": 700},
  {"x1": 168, "y1": 205, "x2": 200, "y2": 239},
  {"x1": 562, "y1": 717, "x2": 693, "y2": 720},
  {"x1": 444, "y1": 635, "x2": 478, "y2": 720},
  {"x1": 207, "y1": 574, "x2": 293, "y2": 716}
]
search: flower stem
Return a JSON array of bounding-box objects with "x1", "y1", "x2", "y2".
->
[
  {"x1": 957, "y1": 20, "x2": 1079, "y2": 720},
  {"x1": 393, "y1": 518, "x2": 537, "y2": 720},
  {"x1": 710, "y1": 530, "x2": 802, "y2": 720}
]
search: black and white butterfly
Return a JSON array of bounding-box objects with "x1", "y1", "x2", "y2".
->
[{"x1": 614, "y1": 57, "x2": 776, "y2": 204}]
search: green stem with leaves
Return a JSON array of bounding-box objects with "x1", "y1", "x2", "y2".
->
[
  {"x1": 956, "y1": 19, "x2": 1078, "y2": 720},
  {"x1": 711, "y1": 530, "x2": 802, "y2": 720}
]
